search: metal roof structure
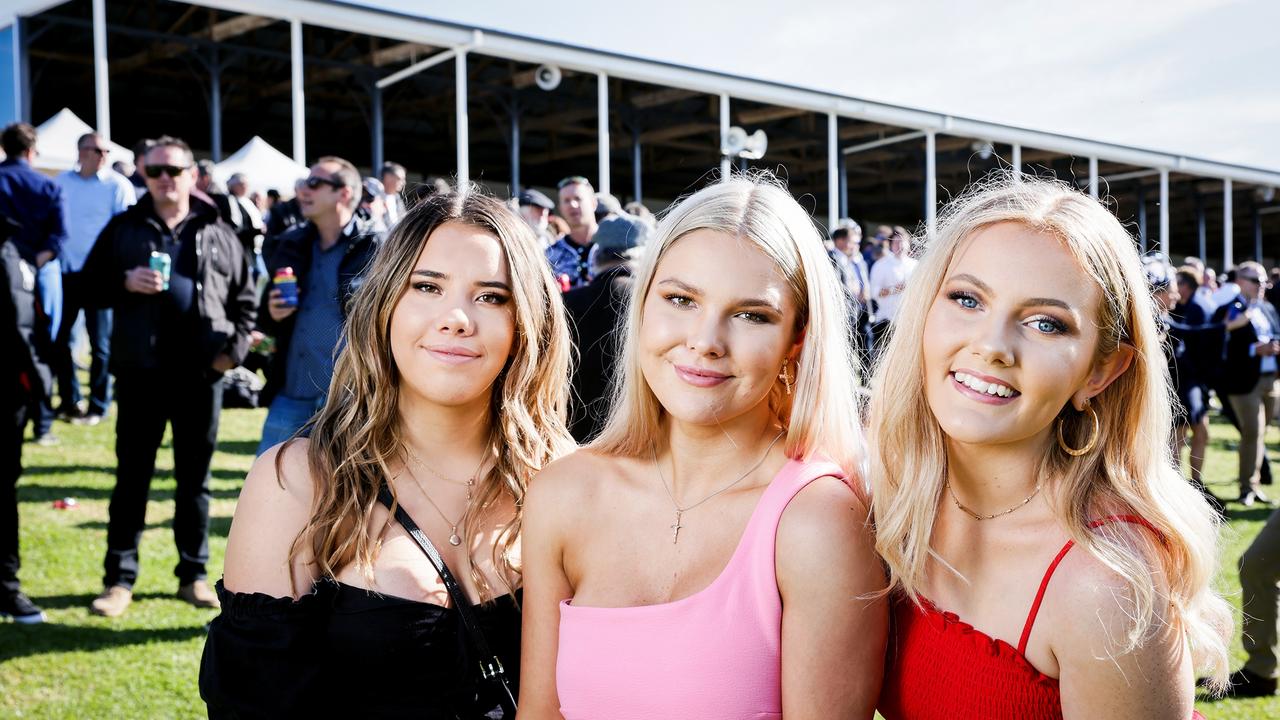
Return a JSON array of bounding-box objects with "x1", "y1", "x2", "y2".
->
[{"x1": 3, "y1": 0, "x2": 1276, "y2": 264}]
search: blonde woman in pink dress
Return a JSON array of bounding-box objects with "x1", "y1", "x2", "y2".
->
[{"x1": 518, "y1": 174, "x2": 887, "y2": 720}]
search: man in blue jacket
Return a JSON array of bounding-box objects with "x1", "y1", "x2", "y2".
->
[{"x1": 0, "y1": 123, "x2": 68, "y2": 446}]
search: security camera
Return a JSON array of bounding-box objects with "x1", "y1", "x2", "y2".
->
[{"x1": 534, "y1": 64, "x2": 562, "y2": 91}]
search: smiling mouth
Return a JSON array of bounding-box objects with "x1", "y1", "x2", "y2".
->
[
  {"x1": 425, "y1": 347, "x2": 480, "y2": 365},
  {"x1": 951, "y1": 370, "x2": 1019, "y2": 400},
  {"x1": 673, "y1": 363, "x2": 732, "y2": 388}
]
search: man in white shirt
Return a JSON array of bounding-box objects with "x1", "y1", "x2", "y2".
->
[
  {"x1": 380, "y1": 162, "x2": 407, "y2": 226},
  {"x1": 53, "y1": 132, "x2": 136, "y2": 425},
  {"x1": 867, "y1": 226, "x2": 918, "y2": 354}
]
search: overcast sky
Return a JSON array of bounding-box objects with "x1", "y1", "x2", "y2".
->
[{"x1": 377, "y1": 0, "x2": 1280, "y2": 173}]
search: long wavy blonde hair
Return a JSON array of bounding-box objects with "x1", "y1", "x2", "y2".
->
[
  {"x1": 591, "y1": 172, "x2": 866, "y2": 488},
  {"x1": 284, "y1": 186, "x2": 575, "y2": 602},
  {"x1": 868, "y1": 174, "x2": 1231, "y2": 683}
]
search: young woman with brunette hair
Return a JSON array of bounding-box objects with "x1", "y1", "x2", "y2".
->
[
  {"x1": 871, "y1": 176, "x2": 1231, "y2": 719},
  {"x1": 199, "y1": 187, "x2": 574, "y2": 718},
  {"x1": 519, "y1": 173, "x2": 887, "y2": 719}
]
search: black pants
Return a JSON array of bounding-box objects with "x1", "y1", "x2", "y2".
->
[
  {"x1": 55, "y1": 271, "x2": 113, "y2": 416},
  {"x1": 103, "y1": 369, "x2": 224, "y2": 589},
  {"x1": 1, "y1": 401, "x2": 27, "y2": 595}
]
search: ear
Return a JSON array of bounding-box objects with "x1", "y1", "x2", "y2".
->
[
  {"x1": 1070, "y1": 344, "x2": 1135, "y2": 410},
  {"x1": 789, "y1": 327, "x2": 807, "y2": 361}
]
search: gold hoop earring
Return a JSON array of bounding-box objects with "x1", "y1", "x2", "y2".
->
[
  {"x1": 779, "y1": 361, "x2": 793, "y2": 396},
  {"x1": 1056, "y1": 404, "x2": 1100, "y2": 456}
]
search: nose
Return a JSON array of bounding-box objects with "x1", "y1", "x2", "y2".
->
[
  {"x1": 437, "y1": 302, "x2": 474, "y2": 336},
  {"x1": 686, "y1": 311, "x2": 727, "y2": 359},
  {"x1": 970, "y1": 315, "x2": 1015, "y2": 367}
]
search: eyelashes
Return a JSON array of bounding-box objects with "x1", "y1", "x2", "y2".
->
[{"x1": 946, "y1": 291, "x2": 1070, "y2": 335}]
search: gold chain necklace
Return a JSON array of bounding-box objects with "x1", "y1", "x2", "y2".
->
[
  {"x1": 945, "y1": 481, "x2": 1042, "y2": 521},
  {"x1": 402, "y1": 443, "x2": 484, "y2": 502},
  {"x1": 399, "y1": 452, "x2": 476, "y2": 547},
  {"x1": 652, "y1": 429, "x2": 785, "y2": 544}
]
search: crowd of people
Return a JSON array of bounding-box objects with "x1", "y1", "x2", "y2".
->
[{"x1": 1, "y1": 116, "x2": 1278, "y2": 717}]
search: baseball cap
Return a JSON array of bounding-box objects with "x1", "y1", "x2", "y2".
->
[
  {"x1": 593, "y1": 213, "x2": 651, "y2": 255},
  {"x1": 517, "y1": 188, "x2": 555, "y2": 211}
]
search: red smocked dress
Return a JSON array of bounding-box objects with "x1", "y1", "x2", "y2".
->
[{"x1": 879, "y1": 516, "x2": 1205, "y2": 719}]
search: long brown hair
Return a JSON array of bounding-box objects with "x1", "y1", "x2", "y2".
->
[{"x1": 283, "y1": 185, "x2": 575, "y2": 602}]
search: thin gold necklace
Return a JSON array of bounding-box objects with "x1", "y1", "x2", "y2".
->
[
  {"x1": 652, "y1": 429, "x2": 786, "y2": 544},
  {"x1": 399, "y1": 459, "x2": 469, "y2": 546},
  {"x1": 945, "y1": 480, "x2": 1042, "y2": 521},
  {"x1": 402, "y1": 443, "x2": 485, "y2": 501}
]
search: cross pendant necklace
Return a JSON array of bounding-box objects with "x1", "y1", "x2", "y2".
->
[{"x1": 652, "y1": 429, "x2": 786, "y2": 545}]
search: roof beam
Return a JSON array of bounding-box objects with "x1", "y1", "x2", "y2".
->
[{"x1": 111, "y1": 14, "x2": 276, "y2": 74}]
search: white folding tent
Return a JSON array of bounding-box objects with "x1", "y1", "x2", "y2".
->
[
  {"x1": 32, "y1": 107, "x2": 133, "y2": 173},
  {"x1": 212, "y1": 135, "x2": 308, "y2": 197}
]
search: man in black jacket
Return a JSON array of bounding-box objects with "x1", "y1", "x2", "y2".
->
[
  {"x1": 1214, "y1": 261, "x2": 1280, "y2": 507},
  {"x1": 255, "y1": 156, "x2": 382, "y2": 455},
  {"x1": 0, "y1": 216, "x2": 50, "y2": 623},
  {"x1": 81, "y1": 136, "x2": 256, "y2": 617},
  {"x1": 564, "y1": 214, "x2": 650, "y2": 442}
]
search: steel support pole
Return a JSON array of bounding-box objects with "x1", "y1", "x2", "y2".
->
[
  {"x1": 290, "y1": 19, "x2": 306, "y2": 165},
  {"x1": 455, "y1": 50, "x2": 469, "y2": 187},
  {"x1": 371, "y1": 85, "x2": 383, "y2": 172},
  {"x1": 209, "y1": 48, "x2": 222, "y2": 161},
  {"x1": 597, "y1": 72, "x2": 609, "y2": 196},
  {"x1": 510, "y1": 107, "x2": 520, "y2": 193},
  {"x1": 632, "y1": 128, "x2": 642, "y2": 204},
  {"x1": 1137, "y1": 185, "x2": 1148, "y2": 251},
  {"x1": 1159, "y1": 169, "x2": 1169, "y2": 259},
  {"x1": 1224, "y1": 179, "x2": 1234, "y2": 268},
  {"x1": 16, "y1": 16, "x2": 29, "y2": 123},
  {"x1": 1255, "y1": 207, "x2": 1263, "y2": 262},
  {"x1": 92, "y1": 0, "x2": 110, "y2": 140},
  {"x1": 827, "y1": 112, "x2": 838, "y2": 232},
  {"x1": 925, "y1": 130, "x2": 937, "y2": 236},
  {"x1": 1196, "y1": 193, "x2": 1207, "y2": 261},
  {"x1": 838, "y1": 151, "x2": 848, "y2": 219},
  {"x1": 719, "y1": 93, "x2": 731, "y2": 180},
  {"x1": 1088, "y1": 157, "x2": 1098, "y2": 198},
  {"x1": 1011, "y1": 143, "x2": 1021, "y2": 182}
]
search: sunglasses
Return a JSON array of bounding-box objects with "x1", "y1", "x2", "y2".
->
[
  {"x1": 557, "y1": 175, "x2": 591, "y2": 190},
  {"x1": 79, "y1": 147, "x2": 106, "y2": 156},
  {"x1": 304, "y1": 175, "x2": 346, "y2": 190},
  {"x1": 144, "y1": 164, "x2": 190, "y2": 179}
]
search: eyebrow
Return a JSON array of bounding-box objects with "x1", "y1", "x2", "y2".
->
[
  {"x1": 411, "y1": 269, "x2": 511, "y2": 292},
  {"x1": 655, "y1": 277, "x2": 784, "y2": 314},
  {"x1": 948, "y1": 273, "x2": 1076, "y2": 314}
]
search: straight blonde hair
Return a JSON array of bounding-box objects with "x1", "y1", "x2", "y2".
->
[
  {"x1": 285, "y1": 185, "x2": 575, "y2": 602},
  {"x1": 591, "y1": 172, "x2": 866, "y2": 488},
  {"x1": 868, "y1": 174, "x2": 1231, "y2": 684}
]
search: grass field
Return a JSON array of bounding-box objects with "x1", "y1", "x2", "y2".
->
[{"x1": 0, "y1": 405, "x2": 1278, "y2": 718}]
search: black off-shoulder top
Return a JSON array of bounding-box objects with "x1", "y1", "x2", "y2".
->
[{"x1": 199, "y1": 578, "x2": 520, "y2": 719}]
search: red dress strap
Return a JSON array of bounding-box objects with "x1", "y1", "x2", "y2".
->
[
  {"x1": 1017, "y1": 539, "x2": 1075, "y2": 655},
  {"x1": 1016, "y1": 514, "x2": 1162, "y2": 655}
]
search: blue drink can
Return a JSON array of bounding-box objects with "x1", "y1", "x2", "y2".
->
[{"x1": 149, "y1": 251, "x2": 171, "y2": 291}]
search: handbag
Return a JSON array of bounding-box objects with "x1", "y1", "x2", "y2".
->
[{"x1": 376, "y1": 487, "x2": 518, "y2": 717}]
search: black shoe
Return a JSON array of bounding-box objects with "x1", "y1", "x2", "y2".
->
[
  {"x1": 1221, "y1": 668, "x2": 1277, "y2": 698},
  {"x1": 0, "y1": 591, "x2": 47, "y2": 624},
  {"x1": 1238, "y1": 490, "x2": 1274, "y2": 507}
]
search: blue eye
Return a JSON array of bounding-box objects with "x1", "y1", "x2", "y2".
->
[
  {"x1": 948, "y1": 291, "x2": 979, "y2": 309},
  {"x1": 1029, "y1": 316, "x2": 1068, "y2": 335}
]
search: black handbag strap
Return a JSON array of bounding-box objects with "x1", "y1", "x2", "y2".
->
[{"x1": 376, "y1": 486, "x2": 517, "y2": 711}]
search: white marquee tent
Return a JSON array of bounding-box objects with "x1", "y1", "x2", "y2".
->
[
  {"x1": 212, "y1": 136, "x2": 308, "y2": 197},
  {"x1": 33, "y1": 107, "x2": 133, "y2": 173}
]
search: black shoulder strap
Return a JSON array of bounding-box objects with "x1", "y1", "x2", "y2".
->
[{"x1": 375, "y1": 486, "x2": 516, "y2": 712}]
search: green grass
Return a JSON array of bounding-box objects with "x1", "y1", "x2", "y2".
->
[{"x1": 0, "y1": 407, "x2": 1277, "y2": 718}]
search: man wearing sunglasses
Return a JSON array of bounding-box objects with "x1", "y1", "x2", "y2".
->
[
  {"x1": 52, "y1": 132, "x2": 136, "y2": 428},
  {"x1": 1214, "y1": 261, "x2": 1280, "y2": 508},
  {"x1": 81, "y1": 135, "x2": 256, "y2": 618},
  {"x1": 255, "y1": 156, "x2": 383, "y2": 456}
]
